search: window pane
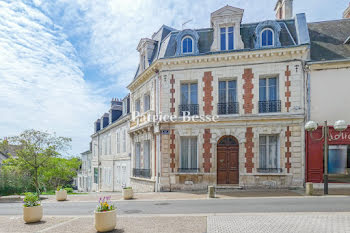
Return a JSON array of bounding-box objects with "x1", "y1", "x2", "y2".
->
[
  {"x1": 190, "y1": 137, "x2": 197, "y2": 169},
  {"x1": 268, "y1": 30, "x2": 273, "y2": 45},
  {"x1": 183, "y1": 39, "x2": 188, "y2": 53},
  {"x1": 329, "y1": 145, "x2": 347, "y2": 174},
  {"x1": 259, "y1": 136, "x2": 267, "y2": 169},
  {"x1": 181, "y1": 138, "x2": 189, "y2": 168},
  {"x1": 268, "y1": 78, "x2": 278, "y2": 101},
  {"x1": 262, "y1": 30, "x2": 267, "y2": 46},
  {"x1": 181, "y1": 84, "x2": 189, "y2": 104},
  {"x1": 219, "y1": 81, "x2": 226, "y2": 103},
  {"x1": 228, "y1": 27, "x2": 234, "y2": 50},
  {"x1": 259, "y1": 78, "x2": 267, "y2": 101},
  {"x1": 144, "y1": 140, "x2": 150, "y2": 169},
  {"x1": 228, "y1": 80, "x2": 236, "y2": 102},
  {"x1": 188, "y1": 38, "x2": 192, "y2": 52},
  {"x1": 268, "y1": 136, "x2": 278, "y2": 168},
  {"x1": 135, "y1": 143, "x2": 140, "y2": 169},
  {"x1": 190, "y1": 83, "x2": 198, "y2": 104},
  {"x1": 220, "y1": 27, "x2": 226, "y2": 51}
]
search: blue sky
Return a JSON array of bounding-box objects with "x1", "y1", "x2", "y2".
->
[{"x1": 0, "y1": 0, "x2": 348, "y2": 156}]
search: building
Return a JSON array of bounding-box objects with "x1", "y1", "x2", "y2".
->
[
  {"x1": 77, "y1": 148, "x2": 92, "y2": 192},
  {"x1": 128, "y1": 1, "x2": 310, "y2": 192},
  {"x1": 305, "y1": 4, "x2": 350, "y2": 183},
  {"x1": 91, "y1": 95, "x2": 131, "y2": 192}
]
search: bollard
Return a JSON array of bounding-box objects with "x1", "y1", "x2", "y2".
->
[
  {"x1": 305, "y1": 182, "x2": 313, "y2": 195},
  {"x1": 208, "y1": 186, "x2": 215, "y2": 198}
]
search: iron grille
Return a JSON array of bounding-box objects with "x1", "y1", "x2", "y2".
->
[
  {"x1": 217, "y1": 102, "x2": 239, "y2": 115},
  {"x1": 259, "y1": 100, "x2": 281, "y2": 113},
  {"x1": 133, "y1": 168, "x2": 151, "y2": 178},
  {"x1": 179, "y1": 104, "x2": 199, "y2": 116},
  {"x1": 178, "y1": 168, "x2": 200, "y2": 173},
  {"x1": 257, "y1": 168, "x2": 283, "y2": 173}
]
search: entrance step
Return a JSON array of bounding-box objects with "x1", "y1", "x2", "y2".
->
[{"x1": 215, "y1": 185, "x2": 243, "y2": 192}]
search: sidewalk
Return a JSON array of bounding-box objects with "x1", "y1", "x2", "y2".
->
[{"x1": 1, "y1": 212, "x2": 350, "y2": 233}]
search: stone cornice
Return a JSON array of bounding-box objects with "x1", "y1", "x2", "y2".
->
[
  {"x1": 307, "y1": 59, "x2": 350, "y2": 71},
  {"x1": 128, "y1": 45, "x2": 309, "y2": 92},
  {"x1": 91, "y1": 114, "x2": 131, "y2": 138}
]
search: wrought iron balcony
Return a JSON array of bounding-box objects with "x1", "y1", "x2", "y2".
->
[
  {"x1": 178, "y1": 168, "x2": 200, "y2": 173},
  {"x1": 133, "y1": 168, "x2": 151, "y2": 178},
  {"x1": 217, "y1": 102, "x2": 239, "y2": 115},
  {"x1": 178, "y1": 104, "x2": 199, "y2": 116},
  {"x1": 257, "y1": 168, "x2": 283, "y2": 173},
  {"x1": 258, "y1": 100, "x2": 281, "y2": 113}
]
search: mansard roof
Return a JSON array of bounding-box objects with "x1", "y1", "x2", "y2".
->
[{"x1": 308, "y1": 18, "x2": 350, "y2": 61}]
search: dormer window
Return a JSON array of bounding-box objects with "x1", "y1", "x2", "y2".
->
[
  {"x1": 220, "y1": 26, "x2": 234, "y2": 51},
  {"x1": 182, "y1": 37, "x2": 193, "y2": 54},
  {"x1": 261, "y1": 28, "x2": 274, "y2": 47}
]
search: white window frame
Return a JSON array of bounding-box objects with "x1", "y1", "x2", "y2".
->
[
  {"x1": 180, "y1": 137, "x2": 198, "y2": 170},
  {"x1": 135, "y1": 99, "x2": 141, "y2": 113},
  {"x1": 259, "y1": 76, "x2": 279, "y2": 101},
  {"x1": 218, "y1": 79, "x2": 237, "y2": 103},
  {"x1": 123, "y1": 129, "x2": 126, "y2": 152},
  {"x1": 181, "y1": 36, "x2": 194, "y2": 54},
  {"x1": 259, "y1": 135, "x2": 280, "y2": 171},
  {"x1": 116, "y1": 131, "x2": 120, "y2": 154},
  {"x1": 260, "y1": 28, "x2": 274, "y2": 47},
  {"x1": 144, "y1": 93, "x2": 150, "y2": 112},
  {"x1": 220, "y1": 26, "x2": 234, "y2": 51}
]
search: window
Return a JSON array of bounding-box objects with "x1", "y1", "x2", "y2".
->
[
  {"x1": 135, "y1": 142, "x2": 141, "y2": 169},
  {"x1": 328, "y1": 145, "x2": 350, "y2": 182},
  {"x1": 261, "y1": 28, "x2": 274, "y2": 47},
  {"x1": 259, "y1": 77, "x2": 280, "y2": 113},
  {"x1": 180, "y1": 137, "x2": 198, "y2": 172},
  {"x1": 182, "y1": 37, "x2": 193, "y2": 54},
  {"x1": 220, "y1": 26, "x2": 234, "y2": 51},
  {"x1": 108, "y1": 134, "x2": 111, "y2": 155},
  {"x1": 123, "y1": 129, "x2": 126, "y2": 152},
  {"x1": 135, "y1": 99, "x2": 141, "y2": 113},
  {"x1": 259, "y1": 135, "x2": 280, "y2": 173},
  {"x1": 144, "y1": 94, "x2": 150, "y2": 111},
  {"x1": 142, "y1": 55, "x2": 146, "y2": 70},
  {"x1": 94, "y1": 168, "x2": 98, "y2": 183},
  {"x1": 218, "y1": 80, "x2": 238, "y2": 114},
  {"x1": 116, "y1": 132, "x2": 120, "y2": 153},
  {"x1": 180, "y1": 83, "x2": 198, "y2": 116},
  {"x1": 103, "y1": 137, "x2": 107, "y2": 155},
  {"x1": 144, "y1": 140, "x2": 150, "y2": 169}
]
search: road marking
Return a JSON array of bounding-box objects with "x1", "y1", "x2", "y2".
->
[{"x1": 37, "y1": 216, "x2": 81, "y2": 233}]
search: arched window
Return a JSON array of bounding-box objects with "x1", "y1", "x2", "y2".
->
[
  {"x1": 182, "y1": 37, "x2": 193, "y2": 54},
  {"x1": 261, "y1": 28, "x2": 274, "y2": 47}
]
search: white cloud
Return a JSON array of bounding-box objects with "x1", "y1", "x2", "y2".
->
[{"x1": 0, "y1": 0, "x2": 107, "y2": 155}]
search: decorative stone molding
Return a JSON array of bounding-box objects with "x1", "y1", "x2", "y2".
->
[
  {"x1": 285, "y1": 126, "x2": 292, "y2": 173},
  {"x1": 254, "y1": 20, "x2": 282, "y2": 49},
  {"x1": 170, "y1": 129, "x2": 175, "y2": 172},
  {"x1": 285, "y1": 65, "x2": 291, "y2": 112},
  {"x1": 203, "y1": 129, "x2": 212, "y2": 173},
  {"x1": 245, "y1": 127, "x2": 254, "y2": 173},
  {"x1": 175, "y1": 29, "x2": 200, "y2": 56},
  {"x1": 242, "y1": 68, "x2": 254, "y2": 114},
  {"x1": 202, "y1": 72, "x2": 214, "y2": 115},
  {"x1": 170, "y1": 75, "x2": 175, "y2": 115}
]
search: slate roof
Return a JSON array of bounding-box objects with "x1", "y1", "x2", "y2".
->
[{"x1": 308, "y1": 19, "x2": 350, "y2": 62}]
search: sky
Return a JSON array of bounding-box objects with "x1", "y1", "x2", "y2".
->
[{"x1": 0, "y1": 0, "x2": 348, "y2": 156}]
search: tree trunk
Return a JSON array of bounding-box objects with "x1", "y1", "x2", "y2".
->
[{"x1": 34, "y1": 168, "x2": 40, "y2": 198}]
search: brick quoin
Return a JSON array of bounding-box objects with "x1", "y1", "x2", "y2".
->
[
  {"x1": 202, "y1": 72, "x2": 214, "y2": 115},
  {"x1": 170, "y1": 129, "x2": 175, "y2": 172},
  {"x1": 170, "y1": 75, "x2": 175, "y2": 114},
  {"x1": 245, "y1": 127, "x2": 254, "y2": 173},
  {"x1": 203, "y1": 129, "x2": 212, "y2": 173},
  {"x1": 242, "y1": 68, "x2": 254, "y2": 114},
  {"x1": 285, "y1": 66, "x2": 291, "y2": 112},
  {"x1": 285, "y1": 126, "x2": 292, "y2": 173}
]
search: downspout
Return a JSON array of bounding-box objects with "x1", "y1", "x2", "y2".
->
[{"x1": 97, "y1": 133, "x2": 100, "y2": 192}]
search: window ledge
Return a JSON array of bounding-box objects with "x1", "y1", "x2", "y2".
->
[
  {"x1": 130, "y1": 176, "x2": 155, "y2": 182},
  {"x1": 174, "y1": 172, "x2": 206, "y2": 175},
  {"x1": 244, "y1": 173, "x2": 292, "y2": 176}
]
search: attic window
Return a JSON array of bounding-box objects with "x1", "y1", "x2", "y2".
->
[
  {"x1": 182, "y1": 36, "x2": 193, "y2": 54},
  {"x1": 261, "y1": 28, "x2": 274, "y2": 47}
]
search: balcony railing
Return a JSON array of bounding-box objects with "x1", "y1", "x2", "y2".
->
[
  {"x1": 258, "y1": 100, "x2": 281, "y2": 113},
  {"x1": 133, "y1": 168, "x2": 151, "y2": 179},
  {"x1": 217, "y1": 102, "x2": 239, "y2": 115},
  {"x1": 178, "y1": 168, "x2": 200, "y2": 173},
  {"x1": 257, "y1": 168, "x2": 283, "y2": 173},
  {"x1": 179, "y1": 104, "x2": 199, "y2": 116}
]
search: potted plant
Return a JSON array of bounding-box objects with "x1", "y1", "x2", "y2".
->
[
  {"x1": 122, "y1": 187, "x2": 133, "y2": 200},
  {"x1": 95, "y1": 196, "x2": 116, "y2": 232},
  {"x1": 23, "y1": 192, "x2": 42, "y2": 223},
  {"x1": 55, "y1": 186, "x2": 67, "y2": 201}
]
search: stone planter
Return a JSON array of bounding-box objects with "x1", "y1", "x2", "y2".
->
[
  {"x1": 122, "y1": 188, "x2": 133, "y2": 200},
  {"x1": 23, "y1": 205, "x2": 43, "y2": 223},
  {"x1": 55, "y1": 189, "x2": 67, "y2": 201},
  {"x1": 94, "y1": 209, "x2": 116, "y2": 232}
]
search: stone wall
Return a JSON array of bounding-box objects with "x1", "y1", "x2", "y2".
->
[{"x1": 130, "y1": 177, "x2": 155, "y2": 192}]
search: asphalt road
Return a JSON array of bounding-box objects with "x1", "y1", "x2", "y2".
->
[{"x1": 1, "y1": 196, "x2": 350, "y2": 216}]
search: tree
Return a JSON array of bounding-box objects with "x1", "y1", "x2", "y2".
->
[
  {"x1": 40, "y1": 157, "x2": 81, "y2": 190},
  {"x1": 4, "y1": 130, "x2": 71, "y2": 197}
]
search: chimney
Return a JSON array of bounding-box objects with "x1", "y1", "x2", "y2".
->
[
  {"x1": 94, "y1": 119, "x2": 101, "y2": 133},
  {"x1": 275, "y1": 0, "x2": 293, "y2": 20},
  {"x1": 101, "y1": 113, "x2": 109, "y2": 129},
  {"x1": 344, "y1": 2, "x2": 350, "y2": 19},
  {"x1": 109, "y1": 98, "x2": 123, "y2": 123}
]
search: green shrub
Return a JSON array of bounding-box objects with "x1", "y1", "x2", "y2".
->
[
  {"x1": 56, "y1": 185, "x2": 63, "y2": 191},
  {"x1": 123, "y1": 187, "x2": 132, "y2": 189},
  {"x1": 23, "y1": 192, "x2": 40, "y2": 207},
  {"x1": 64, "y1": 187, "x2": 73, "y2": 193}
]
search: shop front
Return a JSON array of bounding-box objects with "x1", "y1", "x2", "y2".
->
[{"x1": 306, "y1": 126, "x2": 350, "y2": 183}]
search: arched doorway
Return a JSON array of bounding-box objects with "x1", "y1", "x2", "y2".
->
[{"x1": 217, "y1": 136, "x2": 239, "y2": 185}]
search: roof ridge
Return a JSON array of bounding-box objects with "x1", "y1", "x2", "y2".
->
[{"x1": 308, "y1": 18, "x2": 350, "y2": 24}]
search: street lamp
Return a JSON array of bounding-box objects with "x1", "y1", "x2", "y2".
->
[{"x1": 305, "y1": 120, "x2": 348, "y2": 195}]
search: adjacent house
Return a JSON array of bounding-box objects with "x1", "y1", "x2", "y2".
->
[
  {"x1": 91, "y1": 95, "x2": 131, "y2": 192},
  {"x1": 305, "y1": 4, "x2": 350, "y2": 184},
  {"x1": 128, "y1": 1, "x2": 309, "y2": 192},
  {"x1": 77, "y1": 148, "x2": 92, "y2": 192}
]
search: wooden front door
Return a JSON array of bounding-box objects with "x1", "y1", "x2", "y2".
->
[{"x1": 217, "y1": 136, "x2": 239, "y2": 185}]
